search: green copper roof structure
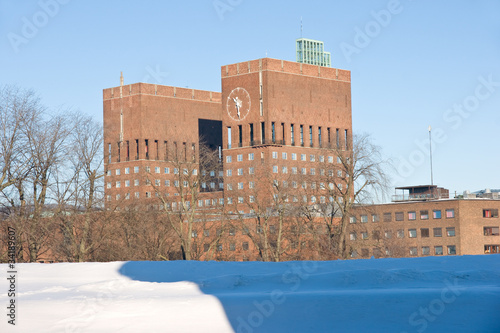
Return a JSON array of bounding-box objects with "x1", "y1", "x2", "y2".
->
[{"x1": 296, "y1": 38, "x2": 331, "y2": 67}]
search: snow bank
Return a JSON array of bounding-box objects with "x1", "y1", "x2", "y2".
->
[{"x1": 1, "y1": 255, "x2": 499, "y2": 332}]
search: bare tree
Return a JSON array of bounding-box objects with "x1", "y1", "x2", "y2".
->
[
  {"x1": 151, "y1": 141, "x2": 224, "y2": 260},
  {"x1": 314, "y1": 133, "x2": 390, "y2": 259}
]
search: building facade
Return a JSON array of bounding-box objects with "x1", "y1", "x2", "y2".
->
[
  {"x1": 103, "y1": 57, "x2": 352, "y2": 261},
  {"x1": 348, "y1": 186, "x2": 500, "y2": 259}
]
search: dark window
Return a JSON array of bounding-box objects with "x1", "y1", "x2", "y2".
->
[
  {"x1": 203, "y1": 244, "x2": 210, "y2": 252},
  {"x1": 483, "y1": 209, "x2": 499, "y2": 218},
  {"x1": 230, "y1": 243, "x2": 236, "y2": 251},
  {"x1": 421, "y1": 228, "x2": 429, "y2": 238},
  {"x1": 446, "y1": 227, "x2": 456, "y2": 237},
  {"x1": 484, "y1": 226, "x2": 499, "y2": 236},
  {"x1": 484, "y1": 245, "x2": 500, "y2": 254},
  {"x1": 242, "y1": 242, "x2": 249, "y2": 251},
  {"x1": 433, "y1": 228, "x2": 442, "y2": 237},
  {"x1": 383, "y1": 213, "x2": 392, "y2": 222},
  {"x1": 361, "y1": 248, "x2": 369, "y2": 257},
  {"x1": 395, "y1": 212, "x2": 404, "y2": 221}
]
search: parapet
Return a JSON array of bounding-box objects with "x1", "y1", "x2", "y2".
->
[
  {"x1": 103, "y1": 82, "x2": 221, "y2": 103},
  {"x1": 221, "y1": 58, "x2": 350, "y2": 82}
]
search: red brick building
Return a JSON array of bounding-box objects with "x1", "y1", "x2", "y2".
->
[
  {"x1": 102, "y1": 58, "x2": 352, "y2": 261},
  {"x1": 348, "y1": 185, "x2": 500, "y2": 258}
]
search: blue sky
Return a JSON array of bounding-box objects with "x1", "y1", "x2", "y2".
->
[{"x1": 1, "y1": 0, "x2": 499, "y2": 197}]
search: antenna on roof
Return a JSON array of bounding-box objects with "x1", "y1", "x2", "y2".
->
[
  {"x1": 428, "y1": 125, "x2": 434, "y2": 186},
  {"x1": 300, "y1": 17, "x2": 303, "y2": 38}
]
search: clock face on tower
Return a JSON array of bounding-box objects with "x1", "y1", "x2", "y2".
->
[{"x1": 226, "y1": 87, "x2": 251, "y2": 121}]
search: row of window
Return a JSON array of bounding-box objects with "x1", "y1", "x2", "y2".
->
[
  {"x1": 351, "y1": 208, "x2": 499, "y2": 223},
  {"x1": 352, "y1": 245, "x2": 457, "y2": 258},
  {"x1": 226, "y1": 152, "x2": 343, "y2": 164},
  {"x1": 350, "y1": 209, "x2": 456, "y2": 223},
  {"x1": 227, "y1": 123, "x2": 349, "y2": 150},
  {"x1": 107, "y1": 140, "x2": 196, "y2": 164},
  {"x1": 107, "y1": 166, "x2": 208, "y2": 177},
  {"x1": 350, "y1": 227, "x2": 456, "y2": 241}
]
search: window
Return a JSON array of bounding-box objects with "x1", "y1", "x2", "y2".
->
[
  {"x1": 273, "y1": 166, "x2": 278, "y2": 173},
  {"x1": 248, "y1": 153, "x2": 254, "y2": 161},
  {"x1": 349, "y1": 232, "x2": 357, "y2": 241},
  {"x1": 395, "y1": 212, "x2": 404, "y2": 221},
  {"x1": 408, "y1": 211, "x2": 416, "y2": 220},
  {"x1": 107, "y1": 170, "x2": 111, "y2": 176},
  {"x1": 238, "y1": 197, "x2": 244, "y2": 203},
  {"x1": 421, "y1": 228, "x2": 429, "y2": 238},
  {"x1": 409, "y1": 247, "x2": 418, "y2": 256},
  {"x1": 155, "y1": 167, "x2": 160, "y2": 174},
  {"x1": 173, "y1": 168, "x2": 178, "y2": 174},
  {"x1": 361, "y1": 215, "x2": 368, "y2": 223},
  {"x1": 372, "y1": 214, "x2": 379, "y2": 223},
  {"x1": 291, "y1": 167, "x2": 297, "y2": 174},
  {"x1": 397, "y1": 229, "x2": 405, "y2": 238},
  {"x1": 310, "y1": 154, "x2": 315, "y2": 162},
  {"x1": 383, "y1": 213, "x2": 392, "y2": 222},
  {"x1": 272, "y1": 151, "x2": 278, "y2": 159},
  {"x1": 191, "y1": 231, "x2": 197, "y2": 238},
  {"x1": 384, "y1": 230, "x2": 392, "y2": 239},
  {"x1": 242, "y1": 242, "x2": 249, "y2": 251},
  {"x1": 446, "y1": 209, "x2": 455, "y2": 218},
  {"x1": 350, "y1": 216, "x2": 357, "y2": 223},
  {"x1": 310, "y1": 168, "x2": 315, "y2": 175},
  {"x1": 134, "y1": 179, "x2": 139, "y2": 186},
  {"x1": 135, "y1": 192, "x2": 139, "y2": 198},
  {"x1": 227, "y1": 183, "x2": 233, "y2": 191},
  {"x1": 125, "y1": 180, "x2": 130, "y2": 187},
  {"x1": 107, "y1": 182, "x2": 111, "y2": 189},
  {"x1": 420, "y1": 210, "x2": 429, "y2": 220},
  {"x1": 301, "y1": 154, "x2": 306, "y2": 161},
  {"x1": 301, "y1": 168, "x2": 306, "y2": 175},
  {"x1": 484, "y1": 226, "x2": 500, "y2": 236},
  {"x1": 249, "y1": 195, "x2": 255, "y2": 203},
  {"x1": 447, "y1": 245, "x2": 456, "y2": 255},
  {"x1": 422, "y1": 246, "x2": 430, "y2": 255},
  {"x1": 361, "y1": 232, "x2": 369, "y2": 240},
  {"x1": 319, "y1": 155, "x2": 324, "y2": 162},
  {"x1": 291, "y1": 153, "x2": 297, "y2": 161},
  {"x1": 435, "y1": 246, "x2": 443, "y2": 255},
  {"x1": 155, "y1": 179, "x2": 160, "y2": 186},
  {"x1": 237, "y1": 168, "x2": 243, "y2": 176},
  {"x1": 226, "y1": 155, "x2": 232, "y2": 163},
  {"x1": 238, "y1": 182, "x2": 243, "y2": 190},
  {"x1": 409, "y1": 229, "x2": 417, "y2": 238},
  {"x1": 433, "y1": 210, "x2": 442, "y2": 219},
  {"x1": 282, "y1": 152, "x2": 287, "y2": 160},
  {"x1": 248, "y1": 167, "x2": 254, "y2": 175},
  {"x1": 203, "y1": 244, "x2": 210, "y2": 252},
  {"x1": 237, "y1": 154, "x2": 243, "y2": 162},
  {"x1": 484, "y1": 245, "x2": 500, "y2": 254},
  {"x1": 373, "y1": 230, "x2": 381, "y2": 240},
  {"x1": 483, "y1": 209, "x2": 499, "y2": 218},
  {"x1": 125, "y1": 167, "x2": 130, "y2": 174},
  {"x1": 351, "y1": 250, "x2": 358, "y2": 258},
  {"x1": 446, "y1": 227, "x2": 455, "y2": 237},
  {"x1": 433, "y1": 228, "x2": 442, "y2": 237},
  {"x1": 328, "y1": 156, "x2": 333, "y2": 163},
  {"x1": 226, "y1": 169, "x2": 232, "y2": 177}
]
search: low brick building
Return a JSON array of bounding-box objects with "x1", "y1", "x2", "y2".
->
[{"x1": 348, "y1": 185, "x2": 500, "y2": 258}]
